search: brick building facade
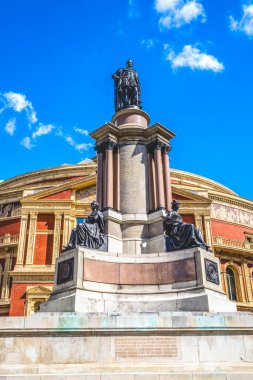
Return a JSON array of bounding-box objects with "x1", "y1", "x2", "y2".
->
[{"x1": 0, "y1": 160, "x2": 252, "y2": 316}]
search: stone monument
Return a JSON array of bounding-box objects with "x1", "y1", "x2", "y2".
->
[{"x1": 0, "y1": 60, "x2": 253, "y2": 379}]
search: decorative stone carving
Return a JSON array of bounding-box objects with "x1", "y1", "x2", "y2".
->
[
  {"x1": 205, "y1": 258, "x2": 219, "y2": 285},
  {"x1": 147, "y1": 140, "x2": 171, "y2": 154},
  {"x1": 0, "y1": 202, "x2": 21, "y2": 218},
  {"x1": 76, "y1": 186, "x2": 96, "y2": 201},
  {"x1": 95, "y1": 140, "x2": 118, "y2": 154},
  {"x1": 57, "y1": 258, "x2": 74, "y2": 285}
]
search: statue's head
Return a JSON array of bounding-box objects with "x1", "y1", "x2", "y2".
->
[
  {"x1": 171, "y1": 200, "x2": 180, "y2": 212},
  {"x1": 126, "y1": 59, "x2": 133, "y2": 68},
  {"x1": 91, "y1": 201, "x2": 99, "y2": 211}
]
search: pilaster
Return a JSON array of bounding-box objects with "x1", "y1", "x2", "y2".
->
[
  {"x1": 52, "y1": 213, "x2": 62, "y2": 265},
  {"x1": 25, "y1": 212, "x2": 38, "y2": 266},
  {"x1": 62, "y1": 214, "x2": 71, "y2": 247},
  {"x1": 194, "y1": 213, "x2": 204, "y2": 235},
  {"x1": 16, "y1": 213, "x2": 29, "y2": 266},
  {"x1": 1, "y1": 251, "x2": 13, "y2": 299},
  {"x1": 203, "y1": 215, "x2": 212, "y2": 248}
]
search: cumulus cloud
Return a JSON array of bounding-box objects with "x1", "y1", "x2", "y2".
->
[
  {"x1": 73, "y1": 127, "x2": 89, "y2": 136},
  {"x1": 32, "y1": 123, "x2": 55, "y2": 139},
  {"x1": 230, "y1": 4, "x2": 253, "y2": 37},
  {"x1": 0, "y1": 89, "x2": 93, "y2": 154},
  {"x1": 20, "y1": 136, "x2": 34, "y2": 150},
  {"x1": 4, "y1": 118, "x2": 16, "y2": 136},
  {"x1": 65, "y1": 136, "x2": 93, "y2": 153},
  {"x1": 166, "y1": 45, "x2": 224, "y2": 72},
  {"x1": 155, "y1": 0, "x2": 205, "y2": 29},
  {"x1": 2, "y1": 91, "x2": 37, "y2": 124}
]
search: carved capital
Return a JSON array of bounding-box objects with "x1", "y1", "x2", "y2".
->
[
  {"x1": 147, "y1": 140, "x2": 171, "y2": 154},
  {"x1": 95, "y1": 140, "x2": 118, "y2": 154}
]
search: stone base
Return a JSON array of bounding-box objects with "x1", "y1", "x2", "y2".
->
[
  {"x1": 0, "y1": 312, "x2": 253, "y2": 378},
  {"x1": 41, "y1": 287, "x2": 235, "y2": 314},
  {"x1": 41, "y1": 246, "x2": 236, "y2": 314}
]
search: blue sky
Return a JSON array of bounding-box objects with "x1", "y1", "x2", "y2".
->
[{"x1": 0, "y1": 0, "x2": 253, "y2": 199}]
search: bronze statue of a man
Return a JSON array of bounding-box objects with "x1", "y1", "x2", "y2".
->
[
  {"x1": 112, "y1": 59, "x2": 141, "y2": 111},
  {"x1": 163, "y1": 200, "x2": 209, "y2": 252},
  {"x1": 64, "y1": 201, "x2": 104, "y2": 250}
]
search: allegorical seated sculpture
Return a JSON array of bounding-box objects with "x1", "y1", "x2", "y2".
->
[
  {"x1": 163, "y1": 200, "x2": 209, "y2": 252},
  {"x1": 112, "y1": 59, "x2": 142, "y2": 111},
  {"x1": 64, "y1": 201, "x2": 105, "y2": 250}
]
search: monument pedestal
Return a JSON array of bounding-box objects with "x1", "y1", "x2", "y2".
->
[
  {"x1": 40, "y1": 246, "x2": 236, "y2": 313},
  {"x1": 0, "y1": 312, "x2": 253, "y2": 379}
]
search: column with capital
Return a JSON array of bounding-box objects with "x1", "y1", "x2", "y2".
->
[
  {"x1": 153, "y1": 140, "x2": 166, "y2": 209},
  {"x1": 95, "y1": 144, "x2": 104, "y2": 209},
  {"x1": 101, "y1": 140, "x2": 117, "y2": 210},
  {"x1": 162, "y1": 143, "x2": 172, "y2": 210}
]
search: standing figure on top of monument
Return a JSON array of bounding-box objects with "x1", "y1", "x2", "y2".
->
[
  {"x1": 163, "y1": 200, "x2": 209, "y2": 252},
  {"x1": 112, "y1": 59, "x2": 141, "y2": 111},
  {"x1": 64, "y1": 201, "x2": 105, "y2": 251}
]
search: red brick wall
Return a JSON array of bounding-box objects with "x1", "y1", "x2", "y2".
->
[
  {"x1": 182, "y1": 214, "x2": 195, "y2": 224},
  {"x1": 211, "y1": 220, "x2": 253, "y2": 241},
  {"x1": 0, "y1": 218, "x2": 20, "y2": 236},
  {"x1": 33, "y1": 234, "x2": 54, "y2": 265},
  {"x1": 37, "y1": 214, "x2": 54, "y2": 230},
  {"x1": 41, "y1": 190, "x2": 71, "y2": 200},
  {"x1": 9, "y1": 282, "x2": 53, "y2": 316}
]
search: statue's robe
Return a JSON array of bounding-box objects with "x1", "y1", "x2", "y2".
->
[
  {"x1": 67, "y1": 210, "x2": 104, "y2": 250},
  {"x1": 164, "y1": 211, "x2": 208, "y2": 252}
]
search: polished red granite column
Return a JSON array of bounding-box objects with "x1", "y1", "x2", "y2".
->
[
  {"x1": 154, "y1": 142, "x2": 165, "y2": 209},
  {"x1": 96, "y1": 145, "x2": 104, "y2": 208},
  {"x1": 162, "y1": 145, "x2": 172, "y2": 210},
  {"x1": 113, "y1": 145, "x2": 120, "y2": 211}
]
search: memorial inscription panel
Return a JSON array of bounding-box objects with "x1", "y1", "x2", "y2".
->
[{"x1": 113, "y1": 336, "x2": 179, "y2": 359}]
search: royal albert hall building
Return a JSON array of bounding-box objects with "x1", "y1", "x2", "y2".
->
[{"x1": 0, "y1": 159, "x2": 253, "y2": 316}]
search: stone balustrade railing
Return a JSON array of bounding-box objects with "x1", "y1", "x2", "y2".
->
[
  {"x1": 0, "y1": 234, "x2": 19, "y2": 246},
  {"x1": 213, "y1": 236, "x2": 253, "y2": 252}
]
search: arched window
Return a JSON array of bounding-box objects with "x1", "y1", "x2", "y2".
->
[{"x1": 226, "y1": 267, "x2": 237, "y2": 301}]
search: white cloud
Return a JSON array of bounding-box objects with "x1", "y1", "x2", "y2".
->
[
  {"x1": 3, "y1": 91, "x2": 37, "y2": 124},
  {"x1": 65, "y1": 136, "x2": 93, "y2": 153},
  {"x1": 4, "y1": 118, "x2": 16, "y2": 136},
  {"x1": 128, "y1": 0, "x2": 140, "y2": 18},
  {"x1": 20, "y1": 136, "x2": 34, "y2": 150},
  {"x1": 155, "y1": 0, "x2": 180, "y2": 12},
  {"x1": 73, "y1": 127, "x2": 89, "y2": 136},
  {"x1": 155, "y1": 0, "x2": 205, "y2": 29},
  {"x1": 32, "y1": 123, "x2": 55, "y2": 139},
  {"x1": 166, "y1": 45, "x2": 224, "y2": 72},
  {"x1": 230, "y1": 4, "x2": 253, "y2": 37},
  {"x1": 141, "y1": 39, "x2": 157, "y2": 49}
]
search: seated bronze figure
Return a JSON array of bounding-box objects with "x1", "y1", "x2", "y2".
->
[
  {"x1": 64, "y1": 201, "x2": 105, "y2": 250},
  {"x1": 164, "y1": 200, "x2": 209, "y2": 252}
]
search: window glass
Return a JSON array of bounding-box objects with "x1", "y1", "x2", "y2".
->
[{"x1": 226, "y1": 267, "x2": 237, "y2": 301}]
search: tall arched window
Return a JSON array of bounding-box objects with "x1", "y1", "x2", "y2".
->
[{"x1": 226, "y1": 267, "x2": 237, "y2": 301}]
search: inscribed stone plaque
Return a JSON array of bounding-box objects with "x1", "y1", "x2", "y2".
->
[{"x1": 113, "y1": 336, "x2": 179, "y2": 359}]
